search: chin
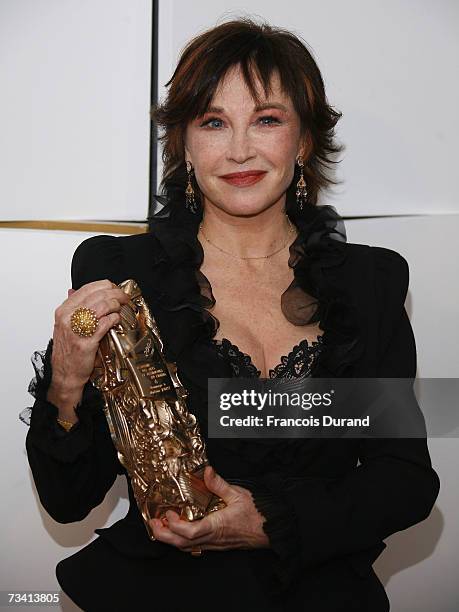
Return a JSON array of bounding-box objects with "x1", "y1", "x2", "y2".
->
[
  {"x1": 217, "y1": 199, "x2": 277, "y2": 217},
  {"x1": 204, "y1": 186, "x2": 285, "y2": 217}
]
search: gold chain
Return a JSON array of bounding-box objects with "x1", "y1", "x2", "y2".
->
[{"x1": 198, "y1": 215, "x2": 297, "y2": 260}]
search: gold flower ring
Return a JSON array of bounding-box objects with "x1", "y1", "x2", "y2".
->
[{"x1": 70, "y1": 306, "x2": 99, "y2": 337}]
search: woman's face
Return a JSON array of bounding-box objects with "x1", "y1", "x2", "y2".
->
[{"x1": 184, "y1": 64, "x2": 306, "y2": 217}]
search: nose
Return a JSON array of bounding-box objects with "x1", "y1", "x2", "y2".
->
[{"x1": 227, "y1": 126, "x2": 256, "y2": 164}]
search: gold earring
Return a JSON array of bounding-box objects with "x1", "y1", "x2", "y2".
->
[
  {"x1": 296, "y1": 155, "x2": 308, "y2": 211},
  {"x1": 185, "y1": 161, "x2": 197, "y2": 214}
]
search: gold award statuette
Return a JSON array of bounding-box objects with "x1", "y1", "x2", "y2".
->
[{"x1": 90, "y1": 279, "x2": 225, "y2": 541}]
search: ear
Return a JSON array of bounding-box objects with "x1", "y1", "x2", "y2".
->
[
  {"x1": 184, "y1": 143, "x2": 192, "y2": 165},
  {"x1": 298, "y1": 132, "x2": 313, "y2": 161}
]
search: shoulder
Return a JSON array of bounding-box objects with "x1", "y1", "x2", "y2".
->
[
  {"x1": 342, "y1": 242, "x2": 414, "y2": 372},
  {"x1": 344, "y1": 241, "x2": 408, "y2": 272},
  {"x1": 71, "y1": 232, "x2": 159, "y2": 290},
  {"x1": 344, "y1": 241, "x2": 409, "y2": 297},
  {"x1": 339, "y1": 242, "x2": 411, "y2": 339},
  {"x1": 369, "y1": 245, "x2": 410, "y2": 311},
  {"x1": 370, "y1": 244, "x2": 409, "y2": 281}
]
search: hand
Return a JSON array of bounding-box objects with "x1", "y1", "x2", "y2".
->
[
  {"x1": 50, "y1": 279, "x2": 131, "y2": 392},
  {"x1": 148, "y1": 466, "x2": 270, "y2": 552}
]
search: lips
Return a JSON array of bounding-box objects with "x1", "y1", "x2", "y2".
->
[
  {"x1": 219, "y1": 170, "x2": 267, "y2": 187},
  {"x1": 220, "y1": 170, "x2": 266, "y2": 178}
]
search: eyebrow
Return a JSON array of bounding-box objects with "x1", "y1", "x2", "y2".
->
[{"x1": 204, "y1": 102, "x2": 288, "y2": 114}]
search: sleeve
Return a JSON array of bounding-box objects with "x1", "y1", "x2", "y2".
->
[
  {"x1": 244, "y1": 246, "x2": 440, "y2": 593},
  {"x1": 24, "y1": 235, "x2": 128, "y2": 523}
]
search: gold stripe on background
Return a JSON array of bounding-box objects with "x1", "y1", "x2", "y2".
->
[{"x1": 0, "y1": 220, "x2": 148, "y2": 234}]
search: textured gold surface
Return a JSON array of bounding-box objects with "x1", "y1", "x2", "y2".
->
[
  {"x1": 70, "y1": 306, "x2": 99, "y2": 337},
  {"x1": 90, "y1": 279, "x2": 225, "y2": 541}
]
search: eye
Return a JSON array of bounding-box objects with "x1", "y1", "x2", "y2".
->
[
  {"x1": 258, "y1": 115, "x2": 281, "y2": 126},
  {"x1": 199, "y1": 117, "x2": 224, "y2": 129}
]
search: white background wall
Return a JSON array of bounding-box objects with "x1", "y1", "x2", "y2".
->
[
  {"x1": 1, "y1": 1, "x2": 458, "y2": 610},
  {"x1": 0, "y1": 0, "x2": 152, "y2": 221}
]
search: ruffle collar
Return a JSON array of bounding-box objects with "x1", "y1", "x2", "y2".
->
[
  {"x1": 140, "y1": 190, "x2": 366, "y2": 470},
  {"x1": 145, "y1": 188, "x2": 364, "y2": 385}
]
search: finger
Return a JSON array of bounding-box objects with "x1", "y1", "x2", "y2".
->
[
  {"x1": 65, "y1": 281, "x2": 129, "y2": 310},
  {"x1": 91, "y1": 312, "x2": 121, "y2": 340},
  {"x1": 64, "y1": 289, "x2": 129, "y2": 322},
  {"x1": 149, "y1": 519, "x2": 198, "y2": 550},
  {"x1": 68, "y1": 311, "x2": 120, "y2": 345},
  {"x1": 99, "y1": 287, "x2": 131, "y2": 304},
  {"x1": 68, "y1": 279, "x2": 114, "y2": 302},
  {"x1": 165, "y1": 511, "x2": 213, "y2": 540},
  {"x1": 89, "y1": 297, "x2": 124, "y2": 319},
  {"x1": 69, "y1": 286, "x2": 130, "y2": 310},
  {"x1": 61, "y1": 297, "x2": 119, "y2": 331},
  {"x1": 204, "y1": 466, "x2": 238, "y2": 503},
  {"x1": 149, "y1": 519, "x2": 172, "y2": 544}
]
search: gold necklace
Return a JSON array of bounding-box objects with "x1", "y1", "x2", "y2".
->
[{"x1": 198, "y1": 215, "x2": 297, "y2": 260}]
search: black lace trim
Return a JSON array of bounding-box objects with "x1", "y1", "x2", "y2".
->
[
  {"x1": 211, "y1": 334, "x2": 324, "y2": 379},
  {"x1": 19, "y1": 339, "x2": 55, "y2": 426}
]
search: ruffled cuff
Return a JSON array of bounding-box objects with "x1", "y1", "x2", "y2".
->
[
  {"x1": 20, "y1": 339, "x2": 106, "y2": 463},
  {"x1": 226, "y1": 476, "x2": 302, "y2": 596}
]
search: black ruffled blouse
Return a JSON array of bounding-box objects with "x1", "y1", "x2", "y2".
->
[{"x1": 21, "y1": 193, "x2": 440, "y2": 610}]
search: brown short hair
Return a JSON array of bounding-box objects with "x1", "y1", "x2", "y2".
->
[{"x1": 151, "y1": 16, "x2": 344, "y2": 210}]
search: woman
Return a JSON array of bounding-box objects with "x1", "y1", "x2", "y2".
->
[{"x1": 23, "y1": 17, "x2": 440, "y2": 611}]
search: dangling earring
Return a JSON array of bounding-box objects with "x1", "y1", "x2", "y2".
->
[
  {"x1": 185, "y1": 161, "x2": 198, "y2": 214},
  {"x1": 296, "y1": 155, "x2": 308, "y2": 211}
]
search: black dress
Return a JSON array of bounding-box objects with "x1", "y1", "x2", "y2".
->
[{"x1": 23, "y1": 198, "x2": 440, "y2": 612}]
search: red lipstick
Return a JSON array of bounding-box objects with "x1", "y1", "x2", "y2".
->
[{"x1": 219, "y1": 170, "x2": 267, "y2": 187}]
